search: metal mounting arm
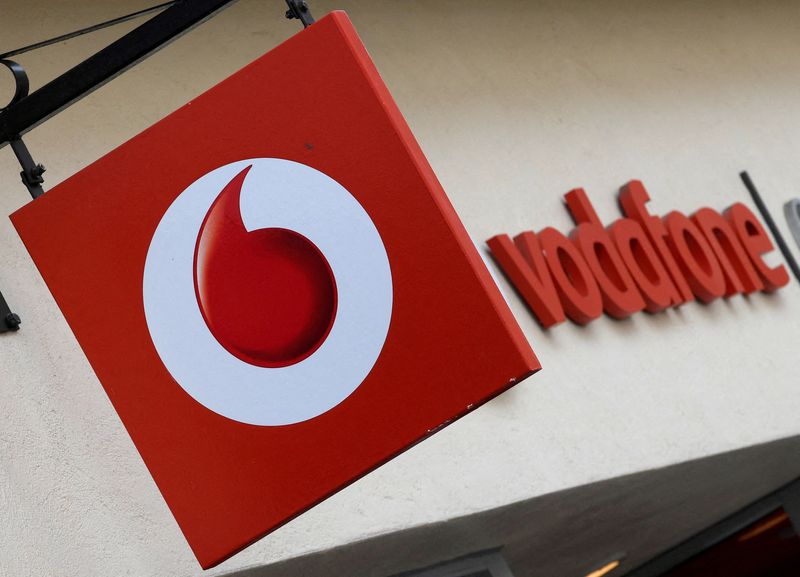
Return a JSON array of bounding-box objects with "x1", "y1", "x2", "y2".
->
[
  {"x1": 10, "y1": 138, "x2": 45, "y2": 199},
  {"x1": 1, "y1": 59, "x2": 44, "y2": 200},
  {"x1": 0, "y1": 0, "x2": 244, "y2": 150}
]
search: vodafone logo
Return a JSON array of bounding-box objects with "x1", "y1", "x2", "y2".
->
[{"x1": 143, "y1": 159, "x2": 393, "y2": 426}]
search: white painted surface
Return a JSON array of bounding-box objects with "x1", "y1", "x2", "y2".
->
[{"x1": 1, "y1": 1, "x2": 800, "y2": 576}]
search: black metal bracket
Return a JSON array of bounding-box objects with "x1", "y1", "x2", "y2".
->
[
  {"x1": 0, "y1": 0, "x2": 241, "y2": 150},
  {"x1": 1, "y1": 60, "x2": 45, "y2": 200},
  {"x1": 0, "y1": 0, "x2": 316, "y2": 161},
  {"x1": 285, "y1": 0, "x2": 316, "y2": 27},
  {"x1": 10, "y1": 138, "x2": 45, "y2": 199},
  {"x1": 0, "y1": 59, "x2": 33, "y2": 330}
]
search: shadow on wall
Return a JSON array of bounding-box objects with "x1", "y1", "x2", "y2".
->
[{"x1": 217, "y1": 435, "x2": 800, "y2": 577}]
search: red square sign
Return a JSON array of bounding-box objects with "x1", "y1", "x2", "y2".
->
[{"x1": 11, "y1": 12, "x2": 539, "y2": 568}]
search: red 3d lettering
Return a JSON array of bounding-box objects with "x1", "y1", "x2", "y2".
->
[{"x1": 488, "y1": 181, "x2": 790, "y2": 328}]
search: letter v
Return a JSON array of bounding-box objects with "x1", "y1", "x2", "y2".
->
[{"x1": 487, "y1": 233, "x2": 566, "y2": 328}]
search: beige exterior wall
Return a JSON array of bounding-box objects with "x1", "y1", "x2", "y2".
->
[{"x1": 2, "y1": 1, "x2": 800, "y2": 576}]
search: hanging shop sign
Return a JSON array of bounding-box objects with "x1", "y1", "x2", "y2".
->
[
  {"x1": 11, "y1": 12, "x2": 539, "y2": 568},
  {"x1": 488, "y1": 181, "x2": 790, "y2": 328}
]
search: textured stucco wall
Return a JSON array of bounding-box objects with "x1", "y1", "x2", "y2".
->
[{"x1": 1, "y1": 1, "x2": 800, "y2": 576}]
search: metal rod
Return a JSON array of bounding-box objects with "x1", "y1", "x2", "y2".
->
[
  {"x1": 740, "y1": 171, "x2": 800, "y2": 284},
  {"x1": 10, "y1": 138, "x2": 45, "y2": 199},
  {"x1": 285, "y1": 0, "x2": 315, "y2": 27},
  {"x1": 0, "y1": 0, "x2": 241, "y2": 150},
  {"x1": 0, "y1": 1, "x2": 180, "y2": 60}
]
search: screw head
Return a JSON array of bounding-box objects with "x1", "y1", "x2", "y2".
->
[{"x1": 5, "y1": 313, "x2": 21, "y2": 330}]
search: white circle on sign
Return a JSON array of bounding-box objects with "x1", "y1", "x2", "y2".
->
[{"x1": 143, "y1": 158, "x2": 393, "y2": 426}]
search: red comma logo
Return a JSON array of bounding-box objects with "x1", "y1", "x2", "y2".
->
[{"x1": 143, "y1": 159, "x2": 393, "y2": 426}]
